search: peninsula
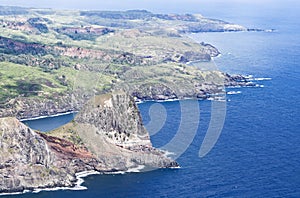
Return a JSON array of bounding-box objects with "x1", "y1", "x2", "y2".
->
[{"x1": 0, "y1": 6, "x2": 255, "y2": 194}]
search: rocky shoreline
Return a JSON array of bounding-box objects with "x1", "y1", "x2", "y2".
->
[
  {"x1": 0, "y1": 6, "x2": 267, "y2": 195},
  {"x1": 0, "y1": 76, "x2": 260, "y2": 194},
  {"x1": 0, "y1": 92, "x2": 179, "y2": 194},
  {"x1": 0, "y1": 73, "x2": 257, "y2": 121},
  {"x1": 1, "y1": 73, "x2": 256, "y2": 120}
]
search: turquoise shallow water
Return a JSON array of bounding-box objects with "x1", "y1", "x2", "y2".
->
[{"x1": 11, "y1": 3, "x2": 300, "y2": 198}]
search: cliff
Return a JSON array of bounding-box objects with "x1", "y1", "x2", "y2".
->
[
  {"x1": 0, "y1": 117, "x2": 76, "y2": 193},
  {"x1": 75, "y1": 92, "x2": 177, "y2": 167},
  {"x1": 50, "y1": 92, "x2": 178, "y2": 170},
  {"x1": 0, "y1": 92, "x2": 178, "y2": 194},
  {"x1": 0, "y1": 7, "x2": 253, "y2": 120}
]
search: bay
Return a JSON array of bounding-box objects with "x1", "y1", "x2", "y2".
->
[{"x1": 9, "y1": 2, "x2": 300, "y2": 197}]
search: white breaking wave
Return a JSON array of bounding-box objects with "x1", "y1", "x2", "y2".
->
[
  {"x1": 0, "y1": 190, "x2": 31, "y2": 196},
  {"x1": 253, "y1": 84, "x2": 265, "y2": 88},
  {"x1": 160, "y1": 150, "x2": 176, "y2": 158},
  {"x1": 127, "y1": 165, "x2": 146, "y2": 173},
  {"x1": 135, "y1": 100, "x2": 144, "y2": 104},
  {"x1": 32, "y1": 170, "x2": 101, "y2": 193},
  {"x1": 227, "y1": 85, "x2": 242, "y2": 88},
  {"x1": 251, "y1": 77, "x2": 272, "y2": 81},
  {"x1": 106, "y1": 165, "x2": 146, "y2": 175},
  {"x1": 0, "y1": 170, "x2": 101, "y2": 196},
  {"x1": 19, "y1": 111, "x2": 77, "y2": 122},
  {"x1": 170, "y1": 166, "x2": 181, "y2": 169},
  {"x1": 227, "y1": 91, "x2": 242, "y2": 95},
  {"x1": 157, "y1": 99, "x2": 179, "y2": 103}
]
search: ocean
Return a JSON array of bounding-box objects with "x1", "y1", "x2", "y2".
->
[{"x1": 9, "y1": 2, "x2": 300, "y2": 198}]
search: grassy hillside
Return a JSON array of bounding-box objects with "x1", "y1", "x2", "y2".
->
[{"x1": 0, "y1": 6, "x2": 237, "y2": 118}]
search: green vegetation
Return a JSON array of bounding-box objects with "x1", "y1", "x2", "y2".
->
[
  {"x1": 47, "y1": 121, "x2": 84, "y2": 146},
  {"x1": 0, "y1": 62, "x2": 66, "y2": 102},
  {"x1": 0, "y1": 62, "x2": 114, "y2": 104},
  {"x1": 0, "y1": 6, "x2": 234, "y2": 115}
]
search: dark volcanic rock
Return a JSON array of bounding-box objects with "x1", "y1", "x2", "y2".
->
[{"x1": 224, "y1": 73, "x2": 256, "y2": 87}]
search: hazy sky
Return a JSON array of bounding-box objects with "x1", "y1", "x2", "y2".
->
[
  {"x1": 0, "y1": 0, "x2": 295, "y2": 11},
  {"x1": 0, "y1": 0, "x2": 298, "y2": 19}
]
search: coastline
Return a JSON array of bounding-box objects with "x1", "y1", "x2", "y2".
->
[
  {"x1": 0, "y1": 5, "x2": 286, "y2": 198},
  {"x1": 32, "y1": 170, "x2": 101, "y2": 193},
  {"x1": 17, "y1": 78, "x2": 267, "y2": 123},
  {"x1": 19, "y1": 111, "x2": 77, "y2": 122},
  {"x1": 0, "y1": 171, "x2": 99, "y2": 196},
  {"x1": 0, "y1": 92, "x2": 180, "y2": 195},
  {"x1": 0, "y1": 166, "x2": 152, "y2": 196},
  {"x1": 15, "y1": 74, "x2": 272, "y2": 123}
]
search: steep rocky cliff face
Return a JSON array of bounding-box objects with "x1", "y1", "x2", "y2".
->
[
  {"x1": 75, "y1": 92, "x2": 150, "y2": 146},
  {"x1": 0, "y1": 96, "x2": 76, "y2": 120},
  {"x1": 73, "y1": 92, "x2": 178, "y2": 170},
  {"x1": 0, "y1": 92, "x2": 178, "y2": 193},
  {"x1": 0, "y1": 117, "x2": 74, "y2": 193}
]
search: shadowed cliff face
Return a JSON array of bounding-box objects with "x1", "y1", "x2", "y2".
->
[
  {"x1": 75, "y1": 92, "x2": 151, "y2": 147},
  {"x1": 73, "y1": 92, "x2": 178, "y2": 170},
  {"x1": 0, "y1": 117, "x2": 74, "y2": 193},
  {"x1": 0, "y1": 92, "x2": 178, "y2": 193}
]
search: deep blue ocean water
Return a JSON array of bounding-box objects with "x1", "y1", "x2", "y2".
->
[{"x1": 7, "y1": 3, "x2": 300, "y2": 198}]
